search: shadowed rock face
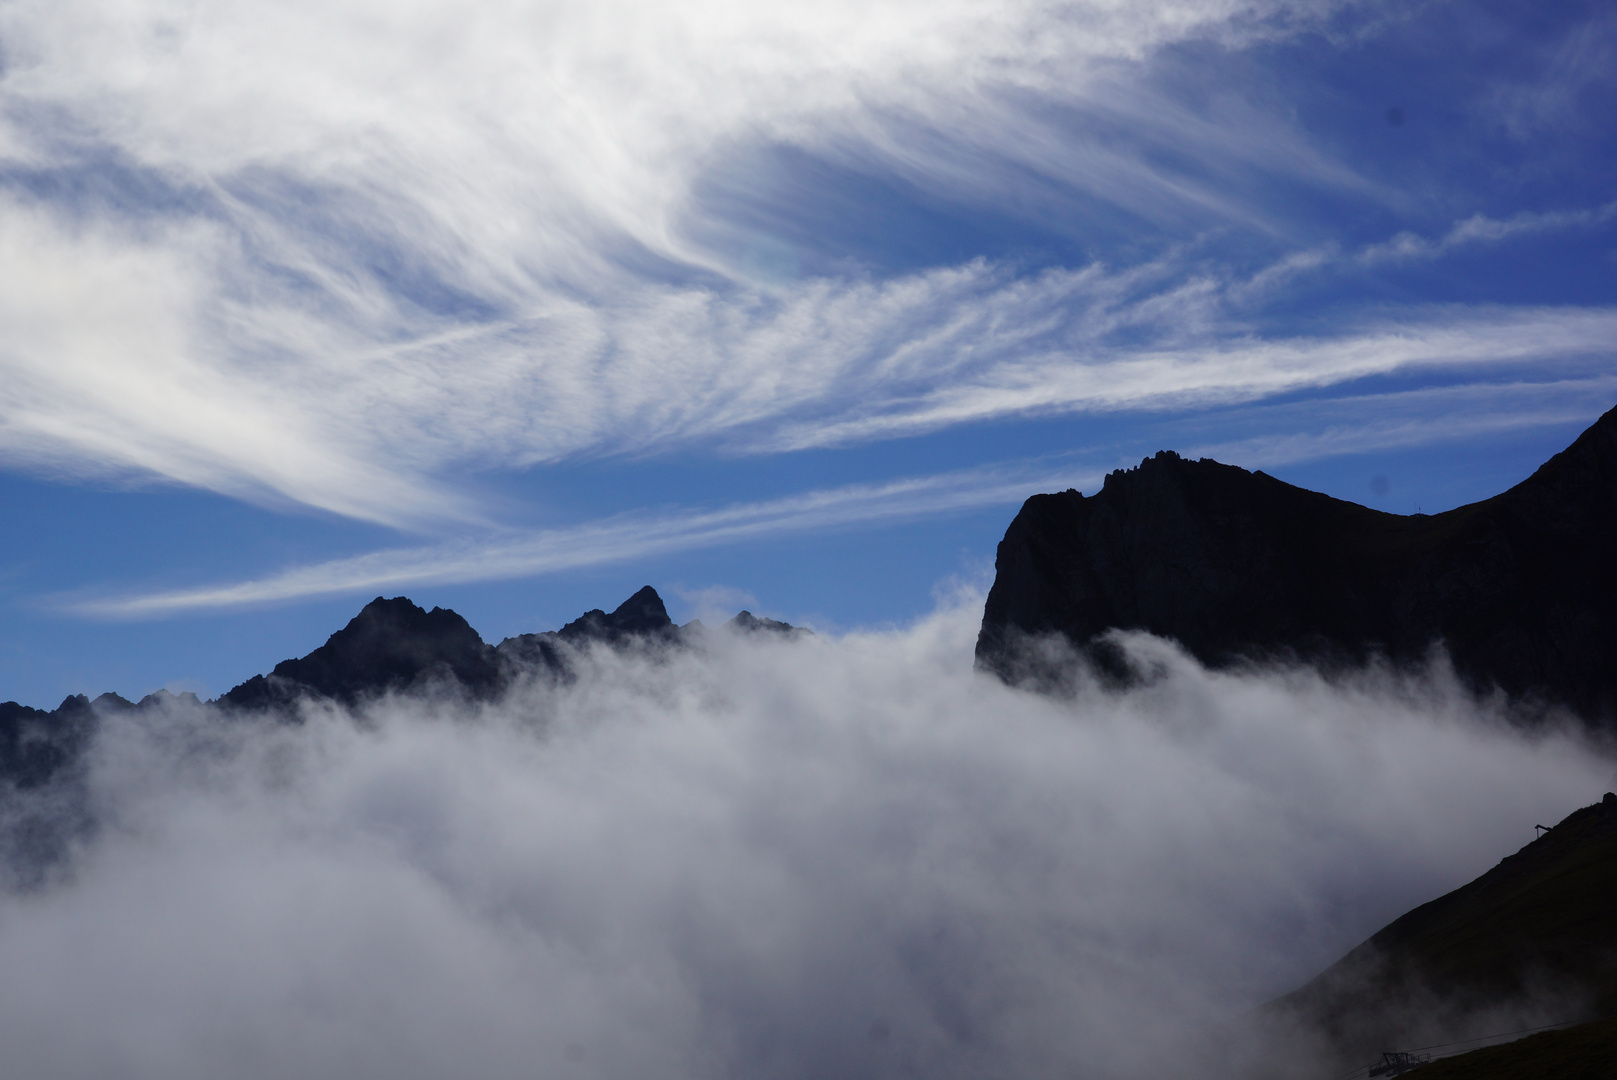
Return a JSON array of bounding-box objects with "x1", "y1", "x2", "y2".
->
[
  {"x1": 217, "y1": 584, "x2": 807, "y2": 710},
  {"x1": 223, "y1": 597, "x2": 503, "y2": 710},
  {"x1": 493, "y1": 584, "x2": 679, "y2": 672},
  {"x1": 0, "y1": 695, "x2": 100, "y2": 887},
  {"x1": 553, "y1": 584, "x2": 677, "y2": 645},
  {"x1": 225, "y1": 586, "x2": 693, "y2": 711},
  {"x1": 976, "y1": 404, "x2": 1617, "y2": 725},
  {"x1": 0, "y1": 695, "x2": 97, "y2": 792},
  {"x1": 0, "y1": 690, "x2": 204, "y2": 794}
]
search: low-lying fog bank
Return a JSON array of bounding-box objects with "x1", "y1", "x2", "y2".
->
[{"x1": 0, "y1": 592, "x2": 1609, "y2": 1079}]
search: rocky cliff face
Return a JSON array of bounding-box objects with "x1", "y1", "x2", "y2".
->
[{"x1": 976, "y1": 404, "x2": 1617, "y2": 724}]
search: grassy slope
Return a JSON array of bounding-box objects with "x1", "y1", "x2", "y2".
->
[
  {"x1": 1412, "y1": 1014, "x2": 1617, "y2": 1079},
  {"x1": 1267, "y1": 795, "x2": 1617, "y2": 1064}
]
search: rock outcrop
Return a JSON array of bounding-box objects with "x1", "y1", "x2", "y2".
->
[
  {"x1": 976, "y1": 404, "x2": 1617, "y2": 724},
  {"x1": 494, "y1": 584, "x2": 680, "y2": 673},
  {"x1": 222, "y1": 585, "x2": 698, "y2": 711},
  {"x1": 222, "y1": 597, "x2": 504, "y2": 710}
]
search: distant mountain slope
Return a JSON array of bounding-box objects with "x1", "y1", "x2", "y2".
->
[
  {"x1": 976, "y1": 404, "x2": 1617, "y2": 725},
  {"x1": 0, "y1": 695, "x2": 97, "y2": 791},
  {"x1": 1267, "y1": 793, "x2": 1617, "y2": 1067},
  {"x1": 1, "y1": 586, "x2": 806, "y2": 788}
]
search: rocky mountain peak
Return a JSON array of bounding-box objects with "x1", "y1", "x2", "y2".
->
[
  {"x1": 222, "y1": 595, "x2": 501, "y2": 710},
  {"x1": 556, "y1": 584, "x2": 675, "y2": 643},
  {"x1": 977, "y1": 404, "x2": 1617, "y2": 725}
]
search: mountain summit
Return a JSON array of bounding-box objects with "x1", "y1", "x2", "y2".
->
[
  {"x1": 3, "y1": 586, "x2": 809, "y2": 761},
  {"x1": 222, "y1": 597, "x2": 503, "y2": 709},
  {"x1": 976, "y1": 405, "x2": 1617, "y2": 724},
  {"x1": 220, "y1": 585, "x2": 778, "y2": 710}
]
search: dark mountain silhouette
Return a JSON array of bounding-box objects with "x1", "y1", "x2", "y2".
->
[
  {"x1": 222, "y1": 597, "x2": 504, "y2": 709},
  {"x1": 0, "y1": 689, "x2": 204, "y2": 795},
  {"x1": 724, "y1": 610, "x2": 808, "y2": 636},
  {"x1": 224, "y1": 585, "x2": 701, "y2": 710},
  {"x1": 0, "y1": 694, "x2": 100, "y2": 887},
  {"x1": 2, "y1": 585, "x2": 805, "y2": 782},
  {"x1": 976, "y1": 404, "x2": 1617, "y2": 724},
  {"x1": 560, "y1": 584, "x2": 678, "y2": 642},
  {"x1": 0, "y1": 586, "x2": 805, "y2": 887},
  {"x1": 0, "y1": 585, "x2": 806, "y2": 879},
  {"x1": 495, "y1": 584, "x2": 680, "y2": 672},
  {"x1": 0, "y1": 694, "x2": 97, "y2": 791},
  {"x1": 1265, "y1": 792, "x2": 1617, "y2": 1073}
]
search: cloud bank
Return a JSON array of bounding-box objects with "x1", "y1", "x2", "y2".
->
[{"x1": 2, "y1": 598, "x2": 1609, "y2": 1079}]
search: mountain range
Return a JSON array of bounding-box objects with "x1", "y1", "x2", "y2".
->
[
  {"x1": 0, "y1": 586, "x2": 799, "y2": 792},
  {"x1": 4, "y1": 407, "x2": 1616, "y2": 1075}
]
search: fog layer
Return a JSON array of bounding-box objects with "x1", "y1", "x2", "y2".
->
[{"x1": 0, "y1": 596, "x2": 1608, "y2": 1079}]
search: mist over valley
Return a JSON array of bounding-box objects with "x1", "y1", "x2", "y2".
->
[{"x1": 5, "y1": 415, "x2": 1616, "y2": 1079}]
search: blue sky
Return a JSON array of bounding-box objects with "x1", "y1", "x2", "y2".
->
[{"x1": 0, "y1": 0, "x2": 1613, "y2": 707}]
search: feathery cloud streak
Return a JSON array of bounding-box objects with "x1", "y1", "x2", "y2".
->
[
  {"x1": 0, "y1": 1, "x2": 1343, "y2": 516},
  {"x1": 73, "y1": 461, "x2": 1090, "y2": 616},
  {"x1": 0, "y1": 0, "x2": 1611, "y2": 530},
  {"x1": 71, "y1": 363, "x2": 1617, "y2": 617},
  {"x1": 3, "y1": 189, "x2": 1613, "y2": 529}
]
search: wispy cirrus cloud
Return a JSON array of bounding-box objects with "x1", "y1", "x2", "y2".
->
[
  {"x1": 752, "y1": 303, "x2": 1617, "y2": 451},
  {"x1": 6, "y1": 188, "x2": 1614, "y2": 532},
  {"x1": 1358, "y1": 201, "x2": 1617, "y2": 264},
  {"x1": 69, "y1": 365, "x2": 1617, "y2": 618},
  {"x1": 1181, "y1": 373, "x2": 1617, "y2": 472},
  {"x1": 0, "y1": 0, "x2": 1367, "y2": 525},
  {"x1": 72, "y1": 461, "x2": 1092, "y2": 617},
  {"x1": 1, "y1": 0, "x2": 1612, "y2": 540}
]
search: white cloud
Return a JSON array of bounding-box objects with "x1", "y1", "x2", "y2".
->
[
  {"x1": 0, "y1": 0, "x2": 1358, "y2": 522},
  {"x1": 0, "y1": 200, "x2": 473, "y2": 526},
  {"x1": 0, "y1": 0, "x2": 1610, "y2": 531},
  {"x1": 71, "y1": 461, "x2": 1092, "y2": 616},
  {"x1": 1356, "y1": 200, "x2": 1617, "y2": 265},
  {"x1": 753, "y1": 303, "x2": 1617, "y2": 452},
  {"x1": 8, "y1": 188, "x2": 1617, "y2": 531},
  {"x1": 1181, "y1": 372, "x2": 1617, "y2": 470},
  {"x1": 68, "y1": 365, "x2": 1617, "y2": 618},
  {"x1": 0, "y1": 602, "x2": 1609, "y2": 1078}
]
